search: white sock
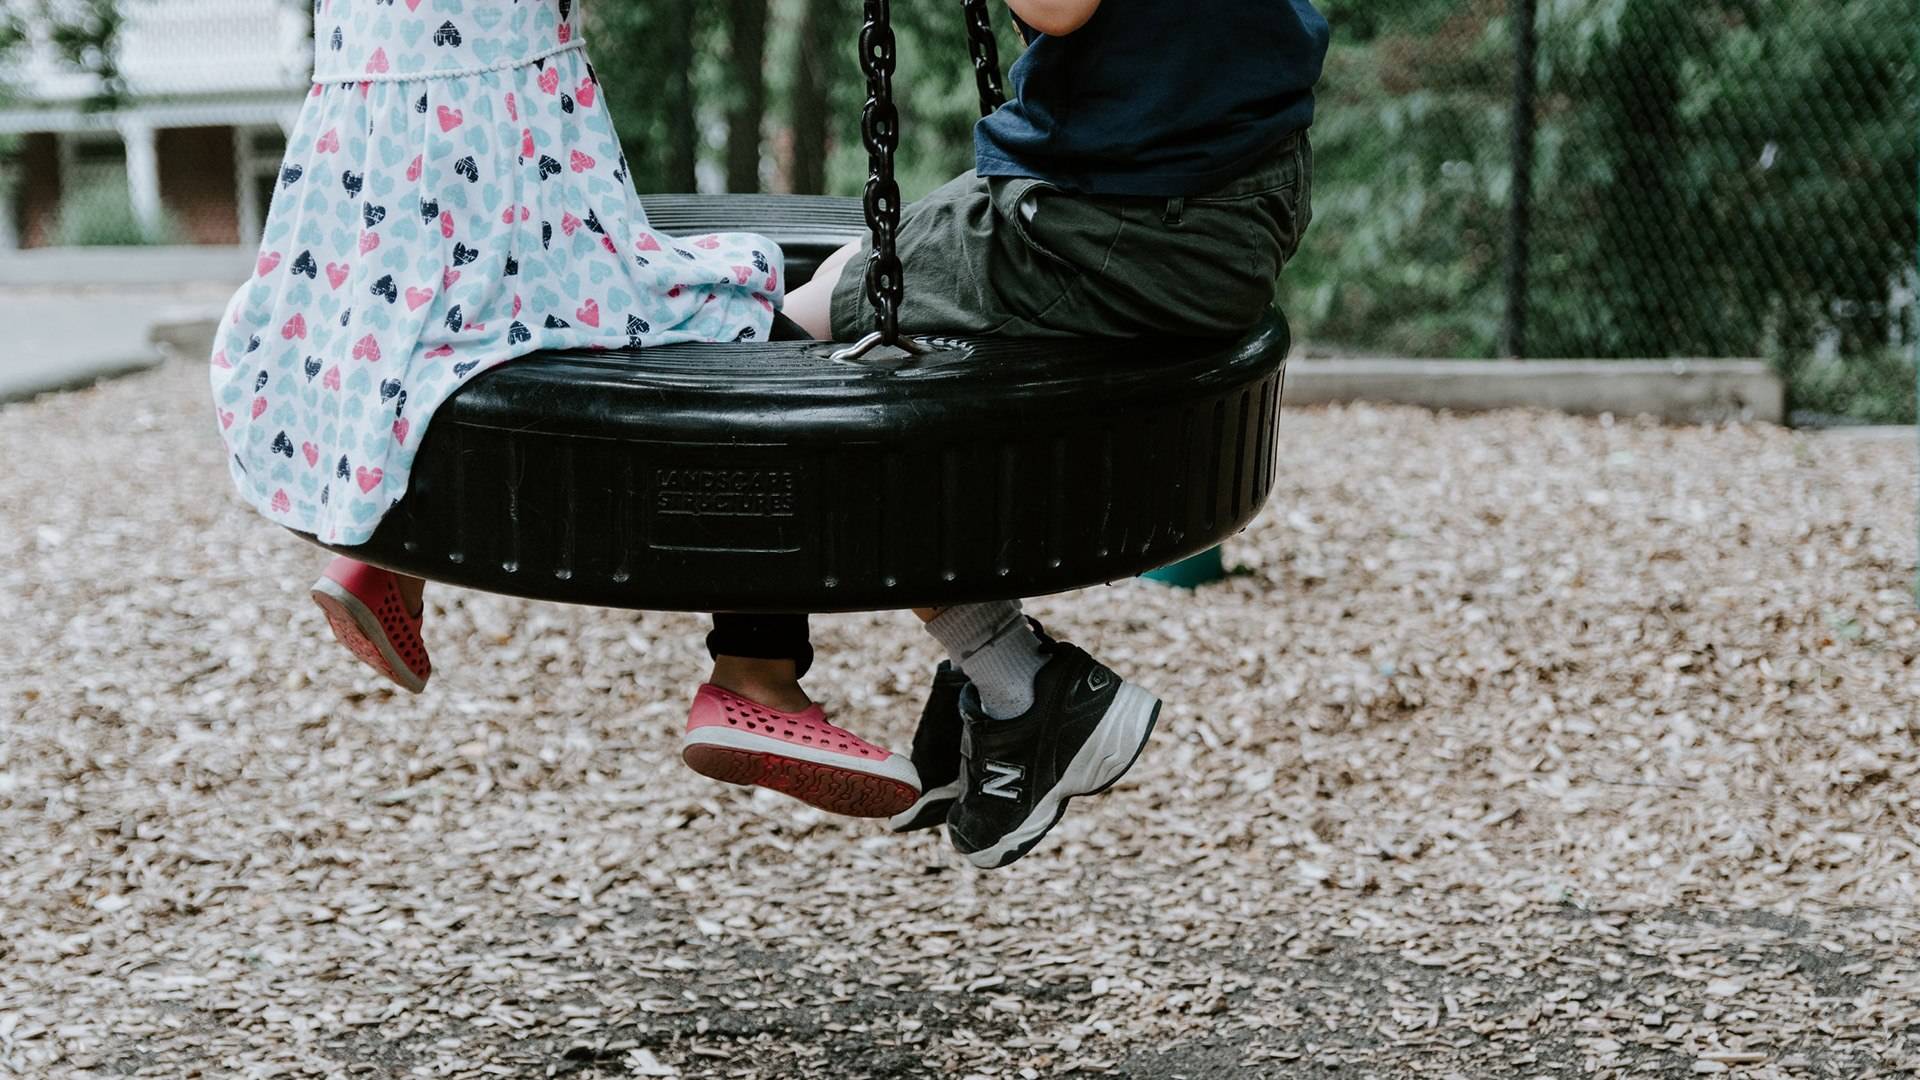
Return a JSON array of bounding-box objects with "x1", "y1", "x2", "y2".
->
[{"x1": 925, "y1": 601, "x2": 1048, "y2": 720}]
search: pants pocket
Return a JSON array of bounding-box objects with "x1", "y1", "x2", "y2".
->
[
  {"x1": 1286, "y1": 134, "x2": 1314, "y2": 258},
  {"x1": 988, "y1": 176, "x2": 1124, "y2": 275}
]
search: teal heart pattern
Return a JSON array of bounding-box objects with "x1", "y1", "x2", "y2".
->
[{"x1": 213, "y1": 2, "x2": 784, "y2": 546}]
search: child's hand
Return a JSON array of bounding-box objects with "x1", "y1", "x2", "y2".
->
[{"x1": 1005, "y1": 0, "x2": 1103, "y2": 36}]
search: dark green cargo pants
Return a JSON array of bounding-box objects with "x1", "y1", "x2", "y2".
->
[{"x1": 831, "y1": 132, "x2": 1313, "y2": 341}]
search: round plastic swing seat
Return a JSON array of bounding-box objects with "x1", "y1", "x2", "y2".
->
[{"x1": 313, "y1": 195, "x2": 1290, "y2": 613}]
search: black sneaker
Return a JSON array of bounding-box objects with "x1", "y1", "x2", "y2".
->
[
  {"x1": 946, "y1": 643, "x2": 1161, "y2": 869},
  {"x1": 886, "y1": 662, "x2": 970, "y2": 833}
]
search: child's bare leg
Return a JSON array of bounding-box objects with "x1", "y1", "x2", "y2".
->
[
  {"x1": 395, "y1": 572, "x2": 426, "y2": 616},
  {"x1": 708, "y1": 656, "x2": 811, "y2": 712},
  {"x1": 702, "y1": 613, "x2": 815, "y2": 711},
  {"x1": 783, "y1": 239, "x2": 863, "y2": 340}
]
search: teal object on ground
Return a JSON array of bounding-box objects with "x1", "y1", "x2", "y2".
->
[{"x1": 1141, "y1": 546, "x2": 1227, "y2": 588}]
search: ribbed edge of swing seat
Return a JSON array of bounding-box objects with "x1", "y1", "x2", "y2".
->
[{"x1": 641, "y1": 195, "x2": 867, "y2": 238}]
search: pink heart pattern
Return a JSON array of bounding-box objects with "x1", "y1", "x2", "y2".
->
[{"x1": 210, "y1": 0, "x2": 783, "y2": 546}]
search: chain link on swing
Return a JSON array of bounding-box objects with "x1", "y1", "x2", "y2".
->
[
  {"x1": 834, "y1": 0, "x2": 916, "y2": 359},
  {"x1": 837, "y1": 0, "x2": 1008, "y2": 359},
  {"x1": 961, "y1": 0, "x2": 1008, "y2": 117}
]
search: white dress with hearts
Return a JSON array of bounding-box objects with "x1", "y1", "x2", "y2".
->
[{"x1": 211, "y1": 0, "x2": 784, "y2": 546}]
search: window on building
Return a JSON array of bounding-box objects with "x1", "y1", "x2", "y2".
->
[
  {"x1": 53, "y1": 131, "x2": 143, "y2": 245},
  {"x1": 236, "y1": 126, "x2": 288, "y2": 245}
]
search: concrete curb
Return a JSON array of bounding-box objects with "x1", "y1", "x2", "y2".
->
[
  {"x1": 149, "y1": 318, "x2": 224, "y2": 360},
  {"x1": 142, "y1": 318, "x2": 1791, "y2": 426},
  {"x1": 1285, "y1": 357, "x2": 1784, "y2": 425},
  {"x1": 1805, "y1": 426, "x2": 1913, "y2": 442},
  {"x1": 0, "y1": 354, "x2": 166, "y2": 404}
]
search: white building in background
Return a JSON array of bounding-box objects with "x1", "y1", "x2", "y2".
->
[{"x1": 0, "y1": 0, "x2": 309, "y2": 248}]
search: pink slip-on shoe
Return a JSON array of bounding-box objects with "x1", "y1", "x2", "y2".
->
[
  {"x1": 682, "y1": 684, "x2": 920, "y2": 818},
  {"x1": 310, "y1": 557, "x2": 431, "y2": 693}
]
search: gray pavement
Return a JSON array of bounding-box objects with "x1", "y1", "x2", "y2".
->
[{"x1": 0, "y1": 252, "x2": 239, "y2": 402}]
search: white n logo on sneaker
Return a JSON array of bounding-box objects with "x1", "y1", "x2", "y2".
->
[{"x1": 981, "y1": 761, "x2": 1024, "y2": 800}]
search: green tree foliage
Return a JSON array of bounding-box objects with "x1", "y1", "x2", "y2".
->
[
  {"x1": 779, "y1": 0, "x2": 852, "y2": 193},
  {"x1": 590, "y1": 3, "x2": 704, "y2": 192},
  {"x1": 1279, "y1": 0, "x2": 1513, "y2": 356},
  {"x1": 45, "y1": 0, "x2": 123, "y2": 107},
  {"x1": 723, "y1": 0, "x2": 771, "y2": 192},
  {"x1": 589, "y1": 0, "x2": 1020, "y2": 199},
  {"x1": 0, "y1": 0, "x2": 127, "y2": 107}
]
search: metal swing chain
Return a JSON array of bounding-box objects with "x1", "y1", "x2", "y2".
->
[
  {"x1": 961, "y1": 0, "x2": 1008, "y2": 117},
  {"x1": 838, "y1": 0, "x2": 1009, "y2": 359},
  {"x1": 836, "y1": 0, "x2": 917, "y2": 359}
]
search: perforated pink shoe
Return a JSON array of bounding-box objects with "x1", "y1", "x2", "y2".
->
[
  {"x1": 682, "y1": 684, "x2": 920, "y2": 818},
  {"x1": 309, "y1": 557, "x2": 431, "y2": 693}
]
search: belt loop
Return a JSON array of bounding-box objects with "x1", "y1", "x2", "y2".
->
[{"x1": 1162, "y1": 196, "x2": 1185, "y2": 227}]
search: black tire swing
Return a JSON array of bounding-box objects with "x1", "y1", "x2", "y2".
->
[{"x1": 310, "y1": 0, "x2": 1291, "y2": 613}]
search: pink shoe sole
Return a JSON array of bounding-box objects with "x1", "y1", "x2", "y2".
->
[
  {"x1": 311, "y1": 571, "x2": 429, "y2": 694},
  {"x1": 682, "y1": 743, "x2": 921, "y2": 818}
]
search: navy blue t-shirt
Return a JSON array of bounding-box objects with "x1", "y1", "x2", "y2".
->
[{"x1": 974, "y1": 0, "x2": 1330, "y2": 196}]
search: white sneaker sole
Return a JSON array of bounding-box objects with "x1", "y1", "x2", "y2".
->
[
  {"x1": 681, "y1": 726, "x2": 923, "y2": 819},
  {"x1": 960, "y1": 681, "x2": 1161, "y2": 869},
  {"x1": 887, "y1": 777, "x2": 965, "y2": 832},
  {"x1": 682, "y1": 726, "x2": 923, "y2": 790}
]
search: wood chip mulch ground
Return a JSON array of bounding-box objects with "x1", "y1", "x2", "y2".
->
[{"x1": 2, "y1": 354, "x2": 1916, "y2": 1079}]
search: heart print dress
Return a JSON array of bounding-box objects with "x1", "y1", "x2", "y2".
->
[{"x1": 211, "y1": 0, "x2": 785, "y2": 546}]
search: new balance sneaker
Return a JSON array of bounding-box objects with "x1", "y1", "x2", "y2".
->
[
  {"x1": 886, "y1": 662, "x2": 970, "y2": 833},
  {"x1": 946, "y1": 643, "x2": 1162, "y2": 869},
  {"x1": 682, "y1": 684, "x2": 921, "y2": 818},
  {"x1": 310, "y1": 557, "x2": 431, "y2": 693}
]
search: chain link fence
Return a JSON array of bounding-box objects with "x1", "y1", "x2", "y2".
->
[{"x1": 1286, "y1": 0, "x2": 1919, "y2": 423}]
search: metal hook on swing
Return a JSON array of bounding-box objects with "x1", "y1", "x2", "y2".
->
[{"x1": 829, "y1": 329, "x2": 929, "y2": 362}]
